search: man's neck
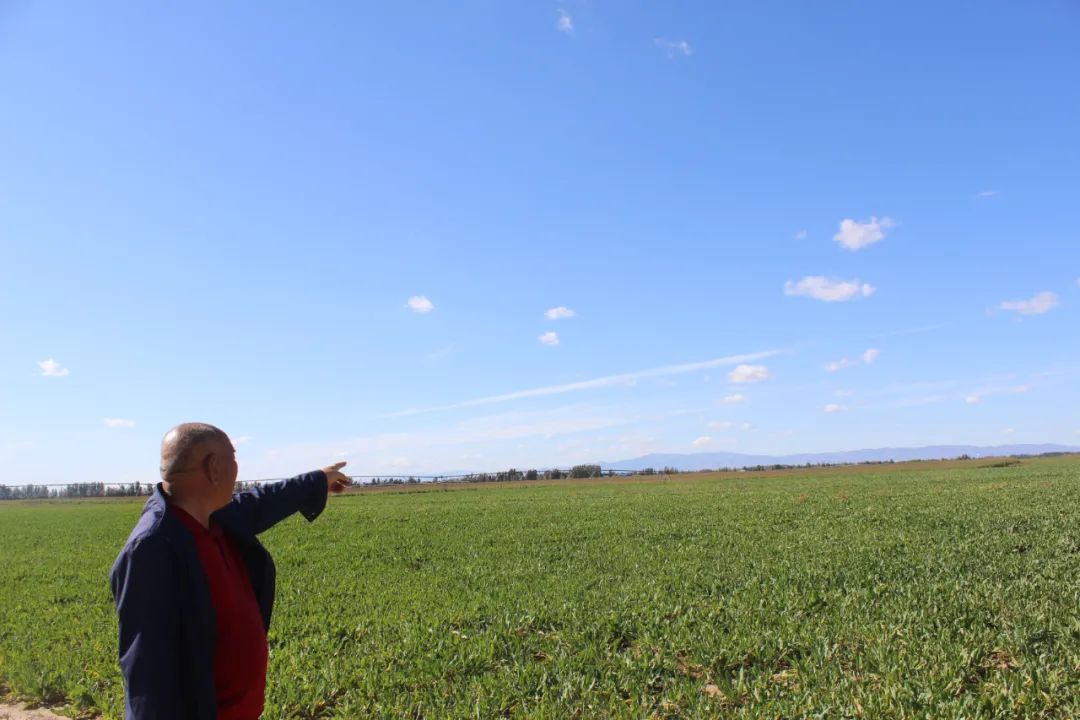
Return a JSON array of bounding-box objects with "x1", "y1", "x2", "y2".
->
[{"x1": 162, "y1": 484, "x2": 213, "y2": 529}]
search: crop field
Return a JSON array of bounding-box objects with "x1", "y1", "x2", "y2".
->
[{"x1": 1, "y1": 457, "x2": 1079, "y2": 719}]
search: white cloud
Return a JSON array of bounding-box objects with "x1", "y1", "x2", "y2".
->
[
  {"x1": 691, "y1": 435, "x2": 713, "y2": 448},
  {"x1": 999, "y1": 291, "x2": 1058, "y2": 316},
  {"x1": 557, "y1": 9, "x2": 573, "y2": 34},
  {"x1": 391, "y1": 456, "x2": 411, "y2": 467},
  {"x1": 728, "y1": 364, "x2": 771, "y2": 384},
  {"x1": 406, "y1": 295, "x2": 434, "y2": 313},
  {"x1": 833, "y1": 216, "x2": 894, "y2": 250},
  {"x1": 103, "y1": 418, "x2": 135, "y2": 428},
  {"x1": 976, "y1": 190, "x2": 999, "y2": 197},
  {"x1": 545, "y1": 306, "x2": 576, "y2": 320},
  {"x1": 740, "y1": 422, "x2": 754, "y2": 431},
  {"x1": 1075, "y1": 277, "x2": 1080, "y2": 288},
  {"x1": 825, "y1": 357, "x2": 852, "y2": 373},
  {"x1": 722, "y1": 393, "x2": 746, "y2": 404},
  {"x1": 38, "y1": 359, "x2": 70, "y2": 377},
  {"x1": 707, "y1": 421, "x2": 735, "y2": 431},
  {"x1": 385, "y1": 348, "x2": 783, "y2": 417},
  {"x1": 834, "y1": 389, "x2": 854, "y2": 397},
  {"x1": 233, "y1": 435, "x2": 251, "y2": 445},
  {"x1": 539, "y1": 331, "x2": 560, "y2": 346},
  {"x1": 965, "y1": 395, "x2": 981, "y2": 404},
  {"x1": 795, "y1": 229, "x2": 808, "y2": 240},
  {"x1": 655, "y1": 38, "x2": 692, "y2": 57},
  {"x1": 1003, "y1": 428, "x2": 1015, "y2": 435},
  {"x1": 823, "y1": 403, "x2": 848, "y2": 414},
  {"x1": 784, "y1": 276, "x2": 876, "y2": 302},
  {"x1": 826, "y1": 349, "x2": 879, "y2": 373}
]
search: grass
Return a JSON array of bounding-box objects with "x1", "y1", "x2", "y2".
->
[{"x1": 1, "y1": 457, "x2": 1079, "y2": 718}]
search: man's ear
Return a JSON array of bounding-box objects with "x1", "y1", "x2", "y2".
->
[{"x1": 204, "y1": 452, "x2": 218, "y2": 484}]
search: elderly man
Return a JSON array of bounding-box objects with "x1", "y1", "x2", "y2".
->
[{"x1": 109, "y1": 423, "x2": 350, "y2": 720}]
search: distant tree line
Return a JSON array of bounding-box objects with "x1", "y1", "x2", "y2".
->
[
  {"x1": 0, "y1": 482, "x2": 153, "y2": 501},
  {"x1": 365, "y1": 464, "x2": 679, "y2": 486}
]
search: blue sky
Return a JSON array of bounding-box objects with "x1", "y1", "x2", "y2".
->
[{"x1": 2, "y1": 2, "x2": 1078, "y2": 484}]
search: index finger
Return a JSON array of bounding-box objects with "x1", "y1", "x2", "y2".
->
[{"x1": 327, "y1": 461, "x2": 347, "y2": 471}]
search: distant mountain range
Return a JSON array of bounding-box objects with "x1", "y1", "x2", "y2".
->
[{"x1": 600, "y1": 444, "x2": 1079, "y2": 472}]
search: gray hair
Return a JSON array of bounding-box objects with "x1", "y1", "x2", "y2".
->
[{"x1": 160, "y1": 422, "x2": 230, "y2": 481}]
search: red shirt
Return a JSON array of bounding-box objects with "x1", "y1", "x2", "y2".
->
[{"x1": 170, "y1": 504, "x2": 269, "y2": 720}]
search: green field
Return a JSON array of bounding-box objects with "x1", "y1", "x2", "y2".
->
[{"x1": 1, "y1": 457, "x2": 1079, "y2": 718}]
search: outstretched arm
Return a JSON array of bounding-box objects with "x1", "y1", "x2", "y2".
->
[{"x1": 215, "y1": 462, "x2": 352, "y2": 535}]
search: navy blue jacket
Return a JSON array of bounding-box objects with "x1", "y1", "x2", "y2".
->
[{"x1": 109, "y1": 472, "x2": 329, "y2": 720}]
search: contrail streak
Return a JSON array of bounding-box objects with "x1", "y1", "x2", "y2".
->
[{"x1": 384, "y1": 348, "x2": 785, "y2": 418}]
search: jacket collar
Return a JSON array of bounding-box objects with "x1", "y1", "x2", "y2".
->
[
  {"x1": 143, "y1": 482, "x2": 203, "y2": 548},
  {"x1": 145, "y1": 482, "x2": 248, "y2": 543}
]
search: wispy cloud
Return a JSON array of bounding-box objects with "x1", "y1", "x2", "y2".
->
[
  {"x1": 825, "y1": 357, "x2": 853, "y2": 373},
  {"x1": 233, "y1": 435, "x2": 252, "y2": 445},
  {"x1": 406, "y1": 295, "x2": 434, "y2": 313},
  {"x1": 794, "y1": 229, "x2": 808, "y2": 240},
  {"x1": 539, "y1": 331, "x2": 560, "y2": 346},
  {"x1": 385, "y1": 348, "x2": 782, "y2": 417},
  {"x1": 691, "y1": 435, "x2": 713, "y2": 448},
  {"x1": 545, "y1": 306, "x2": 576, "y2": 320},
  {"x1": 427, "y1": 343, "x2": 460, "y2": 361},
  {"x1": 976, "y1": 190, "x2": 999, "y2": 198},
  {"x1": 999, "y1": 291, "x2": 1058, "y2": 316},
  {"x1": 833, "y1": 216, "x2": 894, "y2": 250},
  {"x1": 722, "y1": 393, "x2": 746, "y2": 404},
  {"x1": 728, "y1": 364, "x2": 772, "y2": 384},
  {"x1": 0, "y1": 440, "x2": 35, "y2": 458},
  {"x1": 706, "y1": 420, "x2": 752, "y2": 432},
  {"x1": 38, "y1": 359, "x2": 70, "y2": 377},
  {"x1": 557, "y1": 9, "x2": 573, "y2": 34},
  {"x1": 873, "y1": 322, "x2": 953, "y2": 339},
  {"x1": 785, "y1": 276, "x2": 876, "y2": 302},
  {"x1": 823, "y1": 403, "x2": 848, "y2": 414},
  {"x1": 894, "y1": 395, "x2": 948, "y2": 408},
  {"x1": 655, "y1": 38, "x2": 692, "y2": 57},
  {"x1": 826, "y1": 348, "x2": 879, "y2": 373},
  {"x1": 860, "y1": 372, "x2": 1035, "y2": 409},
  {"x1": 965, "y1": 384, "x2": 1031, "y2": 405},
  {"x1": 257, "y1": 405, "x2": 642, "y2": 475},
  {"x1": 103, "y1": 417, "x2": 136, "y2": 428}
]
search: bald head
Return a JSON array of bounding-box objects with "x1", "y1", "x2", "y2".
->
[{"x1": 160, "y1": 423, "x2": 231, "y2": 481}]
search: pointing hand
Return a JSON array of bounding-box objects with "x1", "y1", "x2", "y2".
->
[{"x1": 322, "y1": 461, "x2": 351, "y2": 494}]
